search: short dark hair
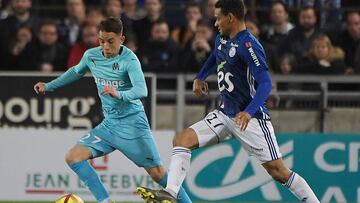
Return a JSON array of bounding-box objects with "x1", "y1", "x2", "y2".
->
[
  {"x1": 299, "y1": 5, "x2": 316, "y2": 16},
  {"x1": 196, "y1": 19, "x2": 213, "y2": 28},
  {"x1": 40, "y1": 19, "x2": 58, "y2": 29},
  {"x1": 345, "y1": 10, "x2": 360, "y2": 22},
  {"x1": 215, "y1": 0, "x2": 246, "y2": 20},
  {"x1": 99, "y1": 17, "x2": 123, "y2": 35},
  {"x1": 271, "y1": 0, "x2": 289, "y2": 13},
  {"x1": 105, "y1": 0, "x2": 122, "y2": 6},
  {"x1": 152, "y1": 19, "x2": 169, "y2": 28},
  {"x1": 185, "y1": 2, "x2": 201, "y2": 12}
]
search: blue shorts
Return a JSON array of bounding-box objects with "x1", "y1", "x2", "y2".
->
[{"x1": 77, "y1": 111, "x2": 162, "y2": 168}]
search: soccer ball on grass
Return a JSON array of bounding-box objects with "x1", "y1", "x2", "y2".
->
[{"x1": 55, "y1": 194, "x2": 84, "y2": 203}]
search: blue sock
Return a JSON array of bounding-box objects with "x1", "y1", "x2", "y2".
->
[
  {"x1": 158, "y1": 173, "x2": 192, "y2": 203},
  {"x1": 69, "y1": 160, "x2": 109, "y2": 202}
]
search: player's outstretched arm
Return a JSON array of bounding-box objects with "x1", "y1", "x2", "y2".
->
[
  {"x1": 34, "y1": 82, "x2": 46, "y2": 94},
  {"x1": 40, "y1": 50, "x2": 89, "y2": 93},
  {"x1": 45, "y1": 68, "x2": 86, "y2": 92}
]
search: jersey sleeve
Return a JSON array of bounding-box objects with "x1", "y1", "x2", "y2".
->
[
  {"x1": 72, "y1": 50, "x2": 91, "y2": 75},
  {"x1": 240, "y1": 37, "x2": 268, "y2": 74},
  {"x1": 240, "y1": 37, "x2": 272, "y2": 116},
  {"x1": 118, "y1": 56, "x2": 148, "y2": 101},
  {"x1": 45, "y1": 51, "x2": 90, "y2": 92},
  {"x1": 195, "y1": 35, "x2": 220, "y2": 80}
]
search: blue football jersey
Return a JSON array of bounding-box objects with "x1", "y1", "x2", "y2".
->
[
  {"x1": 73, "y1": 46, "x2": 147, "y2": 118},
  {"x1": 46, "y1": 45, "x2": 147, "y2": 119},
  {"x1": 197, "y1": 29, "x2": 271, "y2": 119}
]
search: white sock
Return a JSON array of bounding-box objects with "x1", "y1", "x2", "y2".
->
[
  {"x1": 283, "y1": 171, "x2": 320, "y2": 203},
  {"x1": 165, "y1": 147, "x2": 192, "y2": 197}
]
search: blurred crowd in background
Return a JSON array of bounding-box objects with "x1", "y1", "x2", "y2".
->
[{"x1": 0, "y1": 0, "x2": 359, "y2": 77}]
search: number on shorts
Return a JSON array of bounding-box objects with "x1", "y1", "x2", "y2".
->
[
  {"x1": 79, "y1": 133, "x2": 91, "y2": 142},
  {"x1": 206, "y1": 112, "x2": 224, "y2": 128},
  {"x1": 79, "y1": 133, "x2": 102, "y2": 144}
]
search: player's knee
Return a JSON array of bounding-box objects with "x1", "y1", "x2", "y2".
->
[
  {"x1": 172, "y1": 132, "x2": 186, "y2": 147},
  {"x1": 173, "y1": 128, "x2": 198, "y2": 149},
  {"x1": 65, "y1": 146, "x2": 90, "y2": 165},
  {"x1": 65, "y1": 151, "x2": 77, "y2": 165}
]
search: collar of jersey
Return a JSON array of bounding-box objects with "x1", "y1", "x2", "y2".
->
[{"x1": 228, "y1": 29, "x2": 248, "y2": 42}]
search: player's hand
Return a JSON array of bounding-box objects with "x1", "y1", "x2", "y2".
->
[
  {"x1": 193, "y1": 79, "x2": 208, "y2": 97},
  {"x1": 34, "y1": 82, "x2": 46, "y2": 95},
  {"x1": 101, "y1": 86, "x2": 119, "y2": 98},
  {"x1": 234, "y1": 111, "x2": 251, "y2": 131}
]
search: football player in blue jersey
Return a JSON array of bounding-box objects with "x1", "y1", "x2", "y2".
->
[
  {"x1": 137, "y1": 0, "x2": 320, "y2": 203},
  {"x1": 34, "y1": 17, "x2": 191, "y2": 203}
]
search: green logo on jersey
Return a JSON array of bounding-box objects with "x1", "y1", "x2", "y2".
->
[{"x1": 217, "y1": 61, "x2": 227, "y2": 72}]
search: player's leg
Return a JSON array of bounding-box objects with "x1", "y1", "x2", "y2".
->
[
  {"x1": 132, "y1": 110, "x2": 229, "y2": 202},
  {"x1": 116, "y1": 131, "x2": 191, "y2": 202},
  {"x1": 130, "y1": 133, "x2": 191, "y2": 203},
  {"x1": 262, "y1": 159, "x2": 319, "y2": 203},
  {"x1": 66, "y1": 123, "x2": 115, "y2": 203},
  {"x1": 225, "y1": 115, "x2": 320, "y2": 203},
  {"x1": 258, "y1": 120, "x2": 319, "y2": 203},
  {"x1": 143, "y1": 166, "x2": 191, "y2": 203},
  {"x1": 228, "y1": 117, "x2": 320, "y2": 203},
  {"x1": 135, "y1": 129, "x2": 197, "y2": 203},
  {"x1": 108, "y1": 111, "x2": 192, "y2": 202},
  {"x1": 160, "y1": 110, "x2": 230, "y2": 199}
]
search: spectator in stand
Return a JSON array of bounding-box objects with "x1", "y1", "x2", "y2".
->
[
  {"x1": 246, "y1": 18, "x2": 278, "y2": 72},
  {"x1": 279, "y1": 54, "x2": 297, "y2": 75},
  {"x1": 0, "y1": 0, "x2": 40, "y2": 68},
  {"x1": 335, "y1": 11, "x2": 360, "y2": 74},
  {"x1": 104, "y1": 0, "x2": 122, "y2": 18},
  {"x1": 301, "y1": 0, "x2": 342, "y2": 31},
  {"x1": 172, "y1": 2, "x2": 202, "y2": 48},
  {"x1": 179, "y1": 19, "x2": 214, "y2": 73},
  {"x1": 201, "y1": 0, "x2": 217, "y2": 33},
  {"x1": 86, "y1": 7, "x2": 106, "y2": 27},
  {"x1": 299, "y1": 34, "x2": 345, "y2": 75},
  {"x1": 262, "y1": 1, "x2": 294, "y2": 51},
  {"x1": 123, "y1": 0, "x2": 146, "y2": 21},
  {"x1": 125, "y1": 34, "x2": 139, "y2": 53},
  {"x1": 133, "y1": 0, "x2": 164, "y2": 48},
  {"x1": 104, "y1": 0, "x2": 135, "y2": 39},
  {"x1": 2, "y1": 26, "x2": 37, "y2": 70},
  {"x1": 67, "y1": 22, "x2": 99, "y2": 67},
  {"x1": 281, "y1": 6, "x2": 322, "y2": 61},
  {"x1": 58, "y1": 0, "x2": 86, "y2": 47},
  {"x1": 34, "y1": 20, "x2": 68, "y2": 72},
  {"x1": 277, "y1": 54, "x2": 300, "y2": 108},
  {"x1": 138, "y1": 19, "x2": 179, "y2": 73}
]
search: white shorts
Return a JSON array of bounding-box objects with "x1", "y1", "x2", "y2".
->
[{"x1": 190, "y1": 110, "x2": 282, "y2": 163}]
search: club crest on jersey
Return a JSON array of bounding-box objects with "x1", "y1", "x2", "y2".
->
[
  {"x1": 229, "y1": 47, "x2": 236, "y2": 57},
  {"x1": 112, "y1": 63, "x2": 119, "y2": 71},
  {"x1": 220, "y1": 38, "x2": 227, "y2": 44}
]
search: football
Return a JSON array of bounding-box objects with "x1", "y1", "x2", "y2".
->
[{"x1": 55, "y1": 194, "x2": 84, "y2": 203}]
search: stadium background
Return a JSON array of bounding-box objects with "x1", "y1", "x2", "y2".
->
[{"x1": 0, "y1": 0, "x2": 359, "y2": 202}]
